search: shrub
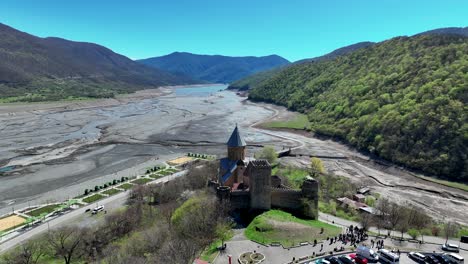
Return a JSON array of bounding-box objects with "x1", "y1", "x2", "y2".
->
[
  {"x1": 408, "y1": 228, "x2": 420, "y2": 240},
  {"x1": 146, "y1": 170, "x2": 150, "y2": 174},
  {"x1": 104, "y1": 184, "x2": 108, "y2": 188},
  {"x1": 84, "y1": 189, "x2": 89, "y2": 195},
  {"x1": 94, "y1": 186, "x2": 99, "y2": 192}
]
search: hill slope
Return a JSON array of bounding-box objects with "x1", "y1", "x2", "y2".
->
[
  {"x1": 248, "y1": 34, "x2": 468, "y2": 181},
  {"x1": 228, "y1": 41, "x2": 374, "y2": 91},
  {"x1": 416, "y1": 26, "x2": 468, "y2": 37},
  {"x1": 0, "y1": 23, "x2": 195, "y2": 101},
  {"x1": 137, "y1": 52, "x2": 290, "y2": 83}
]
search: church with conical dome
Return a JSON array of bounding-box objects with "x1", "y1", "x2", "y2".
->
[{"x1": 212, "y1": 125, "x2": 319, "y2": 219}]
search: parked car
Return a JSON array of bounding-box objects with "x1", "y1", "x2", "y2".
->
[
  {"x1": 378, "y1": 249, "x2": 400, "y2": 264},
  {"x1": 434, "y1": 253, "x2": 454, "y2": 264},
  {"x1": 408, "y1": 252, "x2": 426, "y2": 264},
  {"x1": 315, "y1": 258, "x2": 331, "y2": 264},
  {"x1": 338, "y1": 255, "x2": 355, "y2": 264},
  {"x1": 461, "y1": 236, "x2": 468, "y2": 244},
  {"x1": 356, "y1": 246, "x2": 379, "y2": 263},
  {"x1": 349, "y1": 253, "x2": 368, "y2": 264},
  {"x1": 425, "y1": 255, "x2": 441, "y2": 264},
  {"x1": 325, "y1": 256, "x2": 344, "y2": 264},
  {"x1": 442, "y1": 243, "x2": 460, "y2": 253},
  {"x1": 444, "y1": 253, "x2": 464, "y2": 264},
  {"x1": 85, "y1": 208, "x2": 91, "y2": 213}
]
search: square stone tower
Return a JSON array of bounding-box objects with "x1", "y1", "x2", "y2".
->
[{"x1": 246, "y1": 159, "x2": 272, "y2": 210}]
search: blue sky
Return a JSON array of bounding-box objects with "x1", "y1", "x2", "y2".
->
[{"x1": 0, "y1": 0, "x2": 467, "y2": 61}]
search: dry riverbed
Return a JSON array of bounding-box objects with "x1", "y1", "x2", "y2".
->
[{"x1": 0, "y1": 85, "x2": 466, "y2": 225}]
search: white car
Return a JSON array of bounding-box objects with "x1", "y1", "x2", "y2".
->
[
  {"x1": 442, "y1": 243, "x2": 460, "y2": 253},
  {"x1": 408, "y1": 252, "x2": 425, "y2": 263}
]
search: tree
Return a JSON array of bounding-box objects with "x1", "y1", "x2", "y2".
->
[
  {"x1": 358, "y1": 213, "x2": 373, "y2": 232},
  {"x1": 396, "y1": 207, "x2": 410, "y2": 240},
  {"x1": 310, "y1": 157, "x2": 325, "y2": 176},
  {"x1": 443, "y1": 221, "x2": 461, "y2": 243},
  {"x1": 47, "y1": 227, "x2": 84, "y2": 264},
  {"x1": 3, "y1": 240, "x2": 45, "y2": 264},
  {"x1": 215, "y1": 222, "x2": 233, "y2": 247},
  {"x1": 254, "y1": 146, "x2": 277, "y2": 164},
  {"x1": 387, "y1": 202, "x2": 401, "y2": 237},
  {"x1": 374, "y1": 198, "x2": 390, "y2": 236},
  {"x1": 407, "y1": 205, "x2": 431, "y2": 242},
  {"x1": 408, "y1": 229, "x2": 420, "y2": 240}
]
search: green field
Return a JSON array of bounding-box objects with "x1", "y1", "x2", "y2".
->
[
  {"x1": 131, "y1": 178, "x2": 153, "y2": 185},
  {"x1": 245, "y1": 210, "x2": 341, "y2": 247},
  {"x1": 119, "y1": 183, "x2": 134, "y2": 190},
  {"x1": 264, "y1": 113, "x2": 310, "y2": 130},
  {"x1": 102, "y1": 188, "x2": 121, "y2": 196},
  {"x1": 26, "y1": 204, "x2": 61, "y2": 217},
  {"x1": 82, "y1": 194, "x2": 105, "y2": 204}
]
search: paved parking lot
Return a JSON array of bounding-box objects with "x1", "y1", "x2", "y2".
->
[{"x1": 215, "y1": 228, "x2": 467, "y2": 264}]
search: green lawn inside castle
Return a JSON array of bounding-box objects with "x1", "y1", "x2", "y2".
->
[{"x1": 245, "y1": 210, "x2": 341, "y2": 247}]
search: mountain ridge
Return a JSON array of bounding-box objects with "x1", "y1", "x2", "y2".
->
[
  {"x1": 0, "y1": 23, "x2": 196, "y2": 101},
  {"x1": 137, "y1": 52, "x2": 290, "y2": 83}
]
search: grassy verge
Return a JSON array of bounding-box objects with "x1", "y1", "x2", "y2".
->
[
  {"x1": 25, "y1": 204, "x2": 61, "y2": 217},
  {"x1": 200, "y1": 232, "x2": 234, "y2": 262},
  {"x1": 245, "y1": 210, "x2": 341, "y2": 247},
  {"x1": 82, "y1": 194, "x2": 105, "y2": 204},
  {"x1": 119, "y1": 183, "x2": 134, "y2": 190},
  {"x1": 131, "y1": 178, "x2": 153, "y2": 185},
  {"x1": 102, "y1": 188, "x2": 121, "y2": 196},
  {"x1": 273, "y1": 167, "x2": 309, "y2": 188},
  {"x1": 149, "y1": 174, "x2": 163, "y2": 179},
  {"x1": 413, "y1": 174, "x2": 468, "y2": 192},
  {"x1": 263, "y1": 113, "x2": 310, "y2": 130}
]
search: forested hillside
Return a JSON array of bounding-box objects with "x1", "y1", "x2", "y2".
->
[
  {"x1": 228, "y1": 42, "x2": 374, "y2": 91},
  {"x1": 249, "y1": 34, "x2": 468, "y2": 181},
  {"x1": 0, "y1": 23, "x2": 195, "y2": 102},
  {"x1": 138, "y1": 52, "x2": 290, "y2": 83}
]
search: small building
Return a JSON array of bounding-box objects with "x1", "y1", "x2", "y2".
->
[
  {"x1": 353, "y1": 194, "x2": 366, "y2": 203},
  {"x1": 357, "y1": 187, "x2": 370, "y2": 195}
]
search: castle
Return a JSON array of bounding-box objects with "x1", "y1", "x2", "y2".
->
[{"x1": 211, "y1": 126, "x2": 319, "y2": 219}]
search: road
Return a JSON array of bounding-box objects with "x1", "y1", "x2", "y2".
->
[{"x1": 0, "y1": 171, "x2": 186, "y2": 254}]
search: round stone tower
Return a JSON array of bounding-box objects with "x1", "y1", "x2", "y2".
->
[{"x1": 301, "y1": 176, "x2": 319, "y2": 200}]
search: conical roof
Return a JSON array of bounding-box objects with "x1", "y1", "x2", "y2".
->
[{"x1": 227, "y1": 125, "x2": 246, "y2": 147}]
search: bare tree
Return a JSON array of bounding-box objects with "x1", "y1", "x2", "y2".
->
[
  {"x1": 3, "y1": 240, "x2": 45, "y2": 264},
  {"x1": 359, "y1": 212, "x2": 373, "y2": 232},
  {"x1": 407, "y1": 205, "x2": 431, "y2": 242},
  {"x1": 443, "y1": 221, "x2": 460, "y2": 243},
  {"x1": 396, "y1": 207, "x2": 410, "y2": 240},
  {"x1": 387, "y1": 202, "x2": 402, "y2": 237},
  {"x1": 374, "y1": 198, "x2": 390, "y2": 236},
  {"x1": 47, "y1": 227, "x2": 84, "y2": 264}
]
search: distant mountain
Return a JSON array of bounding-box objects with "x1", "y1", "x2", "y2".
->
[
  {"x1": 416, "y1": 27, "x2": 468, "y2": 37},
  {"x1": 137, "y1": 52, "x2": 290, "y2": 84},
  {"x1": 228, "y1": 41, "x2": 374, "y2": 91},
  {"x1": 0, "y1": 23, "x2": 196, "y2": 101}
]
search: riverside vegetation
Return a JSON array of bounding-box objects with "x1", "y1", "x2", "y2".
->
[{"x1": 245, "y1": 34, "x2": 467, "y2": 182}]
